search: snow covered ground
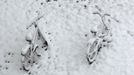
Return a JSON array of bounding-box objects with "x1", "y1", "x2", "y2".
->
[{"x1": 0, "y1": 0, "x2": 134, "y2": 75}]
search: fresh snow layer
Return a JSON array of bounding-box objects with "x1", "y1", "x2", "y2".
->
[{"x1": 0, "y1": 0, "x2": 134, "y2": 75}]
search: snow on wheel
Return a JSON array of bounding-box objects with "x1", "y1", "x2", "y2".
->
[
  {"x1": 21, "y1": 44, "x2": 31, "y2": 56},
  {"x1": 87, "y1": 39, "x2": 100, "y2": 64}
]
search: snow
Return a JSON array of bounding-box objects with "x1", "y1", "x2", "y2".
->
[{"x1": 0, "y1": 0, "x2": 134, "y2": 75}]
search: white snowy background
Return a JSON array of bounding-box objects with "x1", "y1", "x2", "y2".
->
[{"x1": 0, "y1": 0, "x2": 134, "y2": 75}]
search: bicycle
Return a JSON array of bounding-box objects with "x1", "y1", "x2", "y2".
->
[
  {"x1": 87, "y1": 12, "x2": 112, "y2": 64},
  {"x1": 21, "y1": 22, "x2": 48, "y2": 71}
]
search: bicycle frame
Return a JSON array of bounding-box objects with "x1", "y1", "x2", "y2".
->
[
  {"x1": 87, "y1": 12, "x2": 112, "y2": 64},
  {"x1": 21, "y1": 23, "x2": 41, "y2": 71}
]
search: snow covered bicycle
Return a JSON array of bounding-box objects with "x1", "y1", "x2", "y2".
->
[
  {"x1": 87, "y1": 13, "x2": 112, "y2": 64},
  {"x1": 21, "y1": 21, "x2": 48, "y2": 71}
]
